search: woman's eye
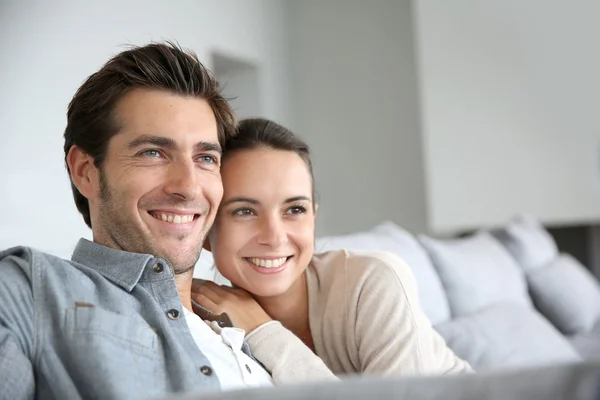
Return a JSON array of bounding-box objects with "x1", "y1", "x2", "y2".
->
[
  {"x1": 286, "y1": 206, "x2": 307, "y2": 215},
  {"x1": 233, "y1": 208, "x2": 255, "y2": 217}
]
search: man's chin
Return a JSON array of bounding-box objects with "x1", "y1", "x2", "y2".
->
[
  {"x1": 172, "y1": 263, "x2": 196, "y2": 275},
  {"x1": 159, "y1": 249, "x2": 201, "y2": 275}
]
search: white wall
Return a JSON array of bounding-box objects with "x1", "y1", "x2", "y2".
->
[
  {"x1": 287, "y1": 0, "x2": 427, "y2": 236},
  {"x1": 414, "y1": 0, "x2": 600, "y2": 234},
  {"x1": 0, "y1": 0, "x2": 292, "y2": 258}
]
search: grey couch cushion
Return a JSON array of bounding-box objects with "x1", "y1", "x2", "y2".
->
[
  {"x1": 316, "y1": 222, "x2": 451, "y2": 325},
  {"x1": 528, "y1": 254, "x2": 600, "y2": 335},
  {"x1": 434, "y1": 303, "x2": 581, "y2": 371},
  {"x1": 570, "y1": 322, "x2": 600, "y2": 361},
  {"x1": 491, "y1": 214, "x2": 559, "y2": 272},
  {"x1": 419, "y1": 232, "x2": 531, "y2": 317}
]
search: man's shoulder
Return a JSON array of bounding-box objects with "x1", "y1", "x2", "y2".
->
[
  {"x1": 0, "y1": 245, "x2": 118, "y2": 313},
  {"x1": 1, "y1": 245, "x2": 71, "y2": 268},
  {"x1": 0, "y1": 245, "x2": 86, "y2": 283}
]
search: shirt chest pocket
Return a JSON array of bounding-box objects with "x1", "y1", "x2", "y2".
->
[
  {"x1": 65, "y1": 303, "x2": 161, "y2": 358},
  {"x1": 63, "y1": 303, "x2": 167, "y2": 395}
]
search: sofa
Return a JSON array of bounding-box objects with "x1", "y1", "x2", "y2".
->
[
  {"x1": 187, "y1": 215, "x2": 600, "y2": 399},
  {"x1": 314, "y1": 214, "x2": 600, "y2": 371},
  {"x1": 166, "y1": 361, "x2": 600, "y2": 400}
]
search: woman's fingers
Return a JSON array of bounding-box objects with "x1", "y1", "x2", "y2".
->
[
  {"x1": 192, "y1": 280, "x2": 235, "y2": 299},
  {"x1": 191, "y1": 278, "x2": 210, "y2": 292},
  {"x1": 191, "y1": 281, "x2": 272, "y2": 333},
  {"x1": 193, "y1": 283, "x2": 223, "y2": 303},
  {"x1": 192, "y1": 291, "x2": 221, "y2": 314}
]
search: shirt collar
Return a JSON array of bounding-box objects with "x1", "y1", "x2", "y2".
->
[{"x1": 71, "y1": 238, "x2": 158, "y2": 292}]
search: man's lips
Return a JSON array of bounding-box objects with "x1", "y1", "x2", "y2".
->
[{"x1": 148, "y1": 210, "x2": 200, "y2": 225}]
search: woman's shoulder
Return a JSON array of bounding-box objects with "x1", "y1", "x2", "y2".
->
[{"x1": 310, "y1": 249, "x2": 415, "y2": 290}]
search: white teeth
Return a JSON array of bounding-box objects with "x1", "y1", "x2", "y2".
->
[
  {"x1": 153, "y1": 213, "x2": 194, "y2": 224},
  {"x1": 248, "y1": 257, "x2": 288, "y2": 268}
]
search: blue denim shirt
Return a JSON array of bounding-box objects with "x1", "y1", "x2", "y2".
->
[{"x1": 0, "y1": 239, "x2": 235, "y2": 400}]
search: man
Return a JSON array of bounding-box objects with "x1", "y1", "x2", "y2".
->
[{"x1": 0, "y1": 42, "x2": 273, "y2": 399}]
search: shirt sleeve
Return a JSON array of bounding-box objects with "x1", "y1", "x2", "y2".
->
[
  {"x1": 352, "y1": 252, "x2": 473, "y2": 375},
  {"x1": 0, "y1": 248, "x2": 36, "y2": 400},
  {"x1": 245, "y1": 321, "x2": 339, "y2": 384}
]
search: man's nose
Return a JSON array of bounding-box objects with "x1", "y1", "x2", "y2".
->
[{"x1": 163, "y1": 161, "x2": 201, "y2": 200}]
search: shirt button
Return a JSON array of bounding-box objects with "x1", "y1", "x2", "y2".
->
[
  {"x1": 167, "y1": 309, "x2": 180, "y2": 320},
  {"x1": 153, "y1": 263, "x2": 164, "y2": 274},
  {"x1": 200, "y1": 365, "x2": 213, "y2": 376},
  {"x1": 245, "y1": 364, "x2": 252, "y2": 374}
]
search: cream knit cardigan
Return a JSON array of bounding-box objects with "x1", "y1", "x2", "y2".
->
[{"x1": 245, "y1": 250, "x2": 471, "y2": 383}]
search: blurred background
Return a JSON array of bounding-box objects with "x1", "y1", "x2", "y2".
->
[{"x1": 1, "y1": 0, "x2": 600, "y2": 267}]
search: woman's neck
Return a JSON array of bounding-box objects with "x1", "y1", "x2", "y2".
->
[{"x1": 254, "y1": 271, "x2": 313, "y2": 349}]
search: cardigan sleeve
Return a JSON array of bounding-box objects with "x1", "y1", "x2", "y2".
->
[
  {"x1": 350, "y1": 252, "x2": 473, "y2": 375},
  {"x1": 245, "y1": 320, "x2": 339, "y2": 384}
]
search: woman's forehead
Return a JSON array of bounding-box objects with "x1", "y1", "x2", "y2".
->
[{"x1": 221, "y1": 148, "x2": 312, "y2": 196}]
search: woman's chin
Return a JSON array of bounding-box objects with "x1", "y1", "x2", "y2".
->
[{"x1": 244, "y1": 282, "x2": 291, "y2": 299}]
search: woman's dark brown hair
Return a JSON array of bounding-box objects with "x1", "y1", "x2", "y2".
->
[{"x1": 224, "y1": 118, "x2": 315, "y2": 205}]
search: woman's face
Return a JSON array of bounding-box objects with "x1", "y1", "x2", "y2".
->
[{"x1": 208, "y1": 147, "x2": 316, "y2": 298}]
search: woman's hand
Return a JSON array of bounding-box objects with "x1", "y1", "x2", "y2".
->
[{"x1": 191, "y1": 279, "x2": 272, "y2": 334}]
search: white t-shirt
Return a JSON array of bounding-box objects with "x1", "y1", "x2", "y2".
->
[{"x1": 183, "y1": 308, "x2": 273, "y2": 390}]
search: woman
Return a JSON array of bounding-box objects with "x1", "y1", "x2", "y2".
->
[{"x1": 192, "y1": 118, "x2": 471, "y2": 384}]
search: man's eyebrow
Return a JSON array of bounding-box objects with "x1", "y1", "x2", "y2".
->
[
  {"x1": 127, "y1": 135, "x2": 222, "y2": 155},
  {"x1": 222, "y1": 197, "x2": 259, "y2": 206},
  {"x1": 195, "y1": 141, "x2": 222, "y2": 155},
  {"x1": 127, "y1": 135, "x2": 175, "y2": 150}
]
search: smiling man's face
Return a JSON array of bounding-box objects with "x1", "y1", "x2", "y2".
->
[{"x1": 88, "y1": 88, "x2": 223, "y2": 273}]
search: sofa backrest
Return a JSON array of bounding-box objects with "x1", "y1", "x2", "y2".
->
[{"x1": 315, "y1": 221, "x2": 451, "y2": 325}]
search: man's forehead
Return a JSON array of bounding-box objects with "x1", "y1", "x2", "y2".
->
[{"x1": 110, "y1": 89, "x2": 219, "y2": 148}]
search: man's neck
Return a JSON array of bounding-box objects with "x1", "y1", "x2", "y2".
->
[{"x1": 174, "y1": 270, "x2": 195, "y2": 312}]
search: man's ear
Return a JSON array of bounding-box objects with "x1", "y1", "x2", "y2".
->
[{"x1": 67, "y1": 145, "x2": 98, "y2": 199}]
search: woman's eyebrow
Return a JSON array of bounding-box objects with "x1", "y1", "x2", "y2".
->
[
  {"x1": 284, "y1": 196, "x2": 311, "y2": 203},
  {"x1": 222, "y1": 196, "x2": 311, "y2": 206},
  {"x1": 222, "y1": 197, "x2": 259, "y2": 206}
]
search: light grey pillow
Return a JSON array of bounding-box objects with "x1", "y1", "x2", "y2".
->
[
  {"x1": 419, "y1": 232, "x2": 532, "y2": 317},
  {"x1": 316, "y1": 222, "x2": 451, "y2": 325},
  {"x1": 435, "y1": 303, "x2": 582, "y2": 371},
  {"x1": 569, "y1": 321, "x2": 600, "y2": 361},
  {"x1": 528, "y1": 253, "x2": 600, "y2": 335},
  {"x1": 491, "y1": 214, "x2": 559, "y2": 272}
]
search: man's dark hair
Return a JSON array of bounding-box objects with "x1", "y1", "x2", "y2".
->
[{"x1": 64, "y1": 41, "x2": 236, "y2": 228}]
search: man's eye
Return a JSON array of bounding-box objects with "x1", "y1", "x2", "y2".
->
[
  {"x1": 233, "y1": 208, "x2": 255, "y2": 217},
  {"x1": 198, "y1": 155, "x2": 218, "y2": 165},
  {"x1": 140, "y1": 149, "x2": 161, "y2": 157}
]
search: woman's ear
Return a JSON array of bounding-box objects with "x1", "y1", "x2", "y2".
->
[{"x1": 313, "y1": 203, "x2": 319, "y2": 217}]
